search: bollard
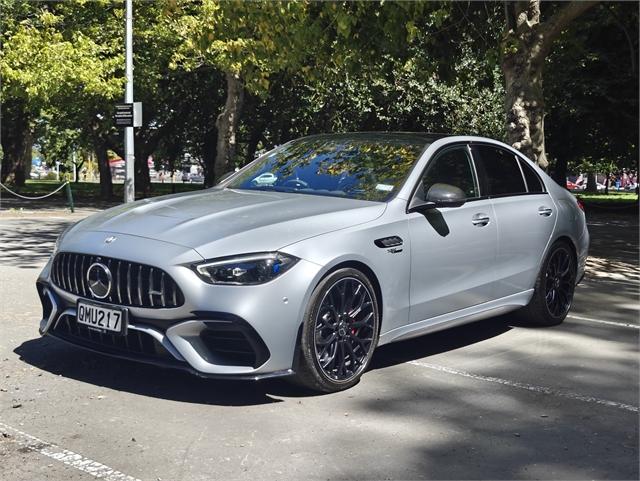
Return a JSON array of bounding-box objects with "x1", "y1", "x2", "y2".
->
[{"x1": 65, "y1": 182, "x2": 75, "y2": 213}]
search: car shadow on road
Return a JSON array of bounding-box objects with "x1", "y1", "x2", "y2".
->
[
  {"x1": 370, "y1": 317, "x2": 513, "y2": 371},
  {"x1": 13, "y1": 336, "x2": 287, "y2": 406},
  {"x1": 13, "y1": 317, "x2": 514, "y2": 406}
]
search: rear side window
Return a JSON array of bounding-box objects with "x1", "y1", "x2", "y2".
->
[
  {"x1": 471, "y1": 145, "x2": 526, "y2": 196},
  {"x1": 518, "y1": 158, "x2": 545, "y2": 193}
]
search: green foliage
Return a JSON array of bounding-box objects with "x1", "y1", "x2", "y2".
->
[
  {"x1": 545, "y1": 2, "x2": 639, "y2": 174},
  {"x1": 1, "y1": 0, "x2": 636, "y2": 192},
  {"x1": 170, "y1": 0, "x2": 320, "y2": 94},
  {"x1": 1, "y1": 0, "x2": 123, "y2": 108},
  {"x1": 576, "y1": 191, "x2": 638, "y2": 202}
]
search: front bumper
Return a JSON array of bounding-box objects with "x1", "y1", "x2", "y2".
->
[{"x1": 37, "y1": 247, "x2": 323, "y2": 380}]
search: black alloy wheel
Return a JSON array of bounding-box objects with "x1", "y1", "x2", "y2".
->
[
  {"x1": 517, "y1": 241, "x2": 577, "y2": 326},
  {"x1": 313, "y1": 277, "x2": 376, "y2": 382},
  {"x1": 294, "y1": 268, "x2": 380, "y2": 392},
  {"x1": 544, "y1": 246, "x2": 576, "y2": 318}
]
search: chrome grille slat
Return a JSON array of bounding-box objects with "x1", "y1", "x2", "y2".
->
[
  {"x1": 80, "y1": 255, "x2": 87, "y2": 296},
  {"x1": 50, "y1": 253, "x2": 183, "y2": 309},
  {"x1": 72, "y1": 254, "x2": 79, "y2": 294},
  {"x1": 68, "y1": 254, "x2": 74, "y2": 292},
  {"x1": 58, "y1": 254, "x2": 65, "y2": 290},
  {"x1": 126, "y1": 263, "x2": 132, "y2": 305},
  {"x1": 52, "y1": 257, "x2": 58, "y2": 286},
  {"x1": 172, "y1": 280, "x2": 177, "y2": 306},
  {"x1": 64, "y1": 253, "x2": 72, "y2": 292},
  {"x1": 116, "y1": 261, "x2": 122, "y2": 304},
  {"x1": 137, "y1": 265, "x2": 143, "y2": 306},
  {"x1": 160, "y1": 272, "x2": 166, "y2": 308},
  {"x1": 62, "y1": 254, "x2": 67, "y2": 290},
  {"x1": 148, "y1": 267, "x2": 154, "y2": 307},
  {"x1": 55, "y1": 255, "x2": 61, "y2": 289}
]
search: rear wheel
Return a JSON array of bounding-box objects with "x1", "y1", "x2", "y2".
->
[
  {"x1": 518, "y1": 241, "x2": 577, "y2": 326},
  {"x1": 293, "y1": 268, "x2": 380, "y2": 393}
]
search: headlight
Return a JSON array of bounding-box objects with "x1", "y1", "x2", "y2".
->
[{"x1": 193, "y1": 252, "x2": 299, "y2": 285}]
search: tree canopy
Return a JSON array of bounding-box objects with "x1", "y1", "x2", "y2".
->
[{"x1": 1, "y1": 0, "x2": 637, "y2": 197}]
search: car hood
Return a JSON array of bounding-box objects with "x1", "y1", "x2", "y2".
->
[{"x1": 72, "y1": 188, "x2": 386, "y2": 259}]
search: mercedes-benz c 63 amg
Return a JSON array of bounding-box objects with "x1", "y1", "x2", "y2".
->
[{"x1": 37, "y1": 133, "x2": 589, "y2": 392}]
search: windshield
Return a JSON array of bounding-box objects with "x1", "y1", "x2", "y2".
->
[{"x1": 226, "y1": 136, "x2": 428, "y2": 202}]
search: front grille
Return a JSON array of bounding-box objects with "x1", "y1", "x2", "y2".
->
[
  {"x1": 51, "y1": 314, "x2": 180, "y2": 363},
  {"x1": 51, "y1": 252, "x2": 184, "y2": 308}
]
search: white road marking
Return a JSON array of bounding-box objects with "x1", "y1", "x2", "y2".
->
[
  {"x1": 407, "y1": 361, "x2": 639, "y2": 413},
  {"x1": 0, "y1": 422, "x2": 142, "y2": 481},
  {"x1": 567, "y1": 314, "x2": 640, "y2": 329}
]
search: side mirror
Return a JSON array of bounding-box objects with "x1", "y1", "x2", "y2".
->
[
  {"x1": 408, "y1": 183, "x2": 466, "y2": 213},
  {"x1": 427, "y1": 183, "x2": 466, "y2": 208}
]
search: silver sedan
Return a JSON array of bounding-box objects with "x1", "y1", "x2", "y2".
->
[{"x1": 37, "y1": 133, "x2": 589, "y2": 392}]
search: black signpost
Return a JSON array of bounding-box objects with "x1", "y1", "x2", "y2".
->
[
  {"x1": 114, "y1": 103, "x2": 134, "y2": 127},
  {"x1": 114, "y1": 102, "x2": 142, "y2": 128}
]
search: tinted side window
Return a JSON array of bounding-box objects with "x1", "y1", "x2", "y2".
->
[
  {"x1": 519, "y1": 158, "x2": 544, "y2": 193},
  {"x1": 472, "y1": 145, "x2": 526, "y2": 196},
  {"x1": 420, "y1": 148, "x2": 477, "y2": 199}
]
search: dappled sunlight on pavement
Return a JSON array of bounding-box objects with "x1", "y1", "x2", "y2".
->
[{"x1": 586, "y1": 255, "x2": 640, "y2": 283}]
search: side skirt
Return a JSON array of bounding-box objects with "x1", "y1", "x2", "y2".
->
[{"x1": 378, "y1": 290, "x2": 534, "y2": 346}]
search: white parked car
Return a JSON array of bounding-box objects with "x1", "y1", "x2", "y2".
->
[{"x1": 252, "y1": 172, "x2": 278, "y2": 185}]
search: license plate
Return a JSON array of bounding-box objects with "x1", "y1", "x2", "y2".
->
[{"x1": 77, "y1": 300, "x2": 127, "y2": 334}]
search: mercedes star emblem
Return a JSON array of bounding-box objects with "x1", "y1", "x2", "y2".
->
[{"x1": 86, "y1": 262, "x2": 112, "y2": 299}]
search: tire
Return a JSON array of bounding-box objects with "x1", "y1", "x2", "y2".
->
[
  {"x1": 293, "y1": 268, "x2": 380, "y2": 393},
  {"x1": 517, "y1": 240, "x2": 577, "y2": 326}
]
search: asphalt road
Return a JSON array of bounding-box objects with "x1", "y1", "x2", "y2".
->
[{"x1": 0, "y1": 210, "x2": 638, "y2": 481}]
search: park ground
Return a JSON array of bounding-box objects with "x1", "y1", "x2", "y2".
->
[
  {"x1": 2, "y1": 179, "x2": 639, "y2": 208},
  {"x1": 0, "y1": 203, "x2": 637, "y2": 480}
]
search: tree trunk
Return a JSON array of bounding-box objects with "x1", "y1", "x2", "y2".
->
[
  {"x1": 202, "y1": 129, "x2": 217, "y2": 187},
  {"x1": 502, "y1": 50, "x2": 548, "y2": 167},
  {"x1": 95, "y1": 141, "x2": 113, "y2": 200},
  {"x1": 21, "y1": 130, "x2": 33, "y2": 182},
  {"x1": 0, "y1": 99, "x2": 30, "y2": 186},
  {"x1": 586, "y1": 171, "x2": 597, "y2": 193},
  {"x1": 74, "y1": 159, "x2": 85, "y2": 183},
  {"x1": 214, "y1": 72, "x2": 244, "y2": 183},
  {"x1": 134, "y1": 143, "x2": 151, "y2": 195},
  {"x1": 501, "y1": 1, "x2": 598, "y2": 168}
]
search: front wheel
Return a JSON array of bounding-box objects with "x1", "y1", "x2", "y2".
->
[
  {"x1": 293, "y1": 268, "x2": 380, "y2": 393},
  {"x1": 517, "y1": 241, "x2": 577, "y2": 326}
]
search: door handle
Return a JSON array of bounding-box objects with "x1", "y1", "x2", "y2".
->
[
  {"x1": 471, "y1": 213, "x2": 490, "y2": 227},
  {"x1": 538, "y1": 206, "x2": 553, "y2": 217}
]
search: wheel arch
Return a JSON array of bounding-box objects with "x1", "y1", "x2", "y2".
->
[
  {"x1": 325, "y1": 260, "x2": 384, "y2": 321},
  {"x1": 296, "y1": 259, "x2": 384, "y2": 351},
  {"x1": 291, "y1": 259, "x2": 384, "y2": 371},
  {"x1": 552, "y1": 235, "x2": 578, "y2": 263}
]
